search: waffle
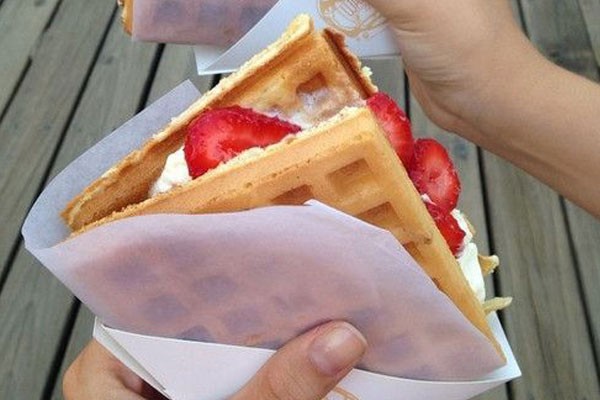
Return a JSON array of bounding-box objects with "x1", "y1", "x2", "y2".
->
[
  {"x1": 72, "y1": 107, "x2": 503, "y2": 358},
  {"x1": 63, "y1": 15, "x2": 503, "y2": 359},
  {"x1": 63, "y1": 14, "x2": 376, "y2": 231}
]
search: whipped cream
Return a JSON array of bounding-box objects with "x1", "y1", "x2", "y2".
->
[
  {"x1": 421, "y1": 195, "x2": 486, "y2": 301},
  {"x1": 149, "y1": 148, "x2": 191, "y2": 197},
  {"x1": 452, "y1": 209, "x2": 474, "y2": 253},
  {"x1": 457, "y1": 242, "x2": 486, "y2": 302},
  {"x1": 451, "y1": 209, "x2": 486, "y2": 302}
]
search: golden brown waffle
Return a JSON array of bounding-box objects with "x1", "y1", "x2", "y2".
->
[
  {"x1": 73, "y1": 107, "x2": 504, "y2": 358},
  {"x1": 62, "y1": 15, "x2": 376, "y2": 231}
]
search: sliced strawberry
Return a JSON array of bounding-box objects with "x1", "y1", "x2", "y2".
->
[
  {"x1": 409, "y1": 139, "x2": 460, "y2": 212},
  {"x1": 426, "y1": 202, "x2": 466, "y2": 255},
  {"x1": 367, "y1": 92, "x2": 414, "y2": 166},
  {"x1": 184, "y1": 106, "x2": 301, "y2": 178}
]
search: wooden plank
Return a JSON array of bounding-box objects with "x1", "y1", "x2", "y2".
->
[
  {"x1": 577, "y1": 0, "x2": 600, "y2": 67},
  {"x1": 482, "y1": 151, "x2": 599, "y2": 399},
  {"x1": 519, "y1": 0, "x2": 598, "y2": 77},
  {"x1": 0, "y1": 0, "x2": 62, "y2": 115},
  {"x1": 564, "y1": 204, "x2": 600, "y2": 359},
  {"x1": 514, "y1": 0, "x2": 600, "y2": 396},
  {"x1": 50, "y1": 307, "x2": 95, "y2": 400},
  {"x1": 564, "y1": 0, "x2": 600, "y2": 364},
  {"x1": 0, "y1": 0, "x2": 113, "y2": 276},
  {"x1": 0, "y1": 252, "x2": 75, "y2": 399},
  {"x1": 560, "y1": 0, "x2": 600, "y2": 377},
  {"x1": 363, "y1": 57, "x2": 405, "y2": 107},
  {"x1": 0, "y1": 8, "x2": 158, "y2": 399},
  {"x1": 147, "y1": 44, "x2": 214, "y2": 104},
  {"x1": 44, "y1": 22, "x2": 159, "y2": 176}
]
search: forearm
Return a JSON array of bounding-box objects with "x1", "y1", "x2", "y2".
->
[{"x1": 458, "y1": 51, "x2": 600, "y2": 217}]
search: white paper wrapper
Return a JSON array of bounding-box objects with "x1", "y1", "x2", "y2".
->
[
  {"x1": 22, "y1": 82, "x2": 520, "y2": 399},
  {"x1": 93, "y1": 313, "x2": 519, "y2": 400},
  {"x1": 193, "y1": 0, "x2": 399, "y2": 74}
]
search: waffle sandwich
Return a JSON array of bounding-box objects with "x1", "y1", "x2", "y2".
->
[
  {"x1": 63, "y1": 15, "x2": 505, "y2": 360},
  {"x1": 118, "y1": 0, "x2": 277, "y2": 46}
]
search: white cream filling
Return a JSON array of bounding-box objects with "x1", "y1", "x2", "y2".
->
[
  {"x1": 421, "y1": 195, "x2": 486, "y2": 301},
  {"x1": 451, "y1": 209, "x2": 486, "y2": 302},
  {"x1": 457, "y1": 242, "x2": 486, "y2": 302},
  {"x1": 149, "y1": 148, "x2": 191, "y2": 197},
  {"x1": 149, "y1": 104, "x2": 366, "y2": 197},
  {"x1": 452, "y1": 209, "x2": 474, "y2": 253}
]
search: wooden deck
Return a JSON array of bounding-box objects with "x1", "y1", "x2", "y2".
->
[{"x1": 0, "y1": 1, "x2": 599, "y2": 399}]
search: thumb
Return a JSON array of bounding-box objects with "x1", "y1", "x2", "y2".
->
[{"x1": 231, "y1": 322, "x2": 367, "y2": 400}]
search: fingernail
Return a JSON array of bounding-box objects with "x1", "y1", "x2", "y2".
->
[{"x1": 309, "y1": 323, "x2": 367, "y2": 376}]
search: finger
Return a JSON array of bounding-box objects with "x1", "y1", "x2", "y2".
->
[
  {"x1": 63, "y1": 340, "x2": 149, "y2": 400},
  {"x1": 231, "y1": 322, "x2": 367, "y2": 400}
]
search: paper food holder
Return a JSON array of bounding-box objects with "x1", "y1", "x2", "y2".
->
[
  {"x1": 94, "y1": 314, "x2": 519, "y2": 400},
  {"x1": 191, "y1": 0, "x2": 399, "y2": 74}
]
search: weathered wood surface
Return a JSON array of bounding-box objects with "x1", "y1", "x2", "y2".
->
[
  {"x1": 50, "y1": 306, "x2": 95, "y2": 400},
  {"x1": 0, "y1": 5, "x2": 156, "y2": 398},
  {"x1": 0, "y1": 0, "x2": 114, "y2": 277},
  {"x1": 147, "y1": 44, "x2": 216, "y2": 104},
  {"x1": 499, "y1": 1, "x2": 600, "y2": 398},
  {"x1": 0, "y1": 0, "x2": 599, "y2": 399},
  {"x1": 0, "y1": 0, "x2": 62, "y2": 115},
  {"x1": 577, "y1": 0, "x2": 600, "y2": 67},
  {"x1": 526, "y1": 0, "x2": 600, "y2": 389},
  {"x1": 524, "y1": 0, "x2": 600, "y2": 368},
  {"x1": 0, "y1": 6, "x2": 120, "y2": 396}
]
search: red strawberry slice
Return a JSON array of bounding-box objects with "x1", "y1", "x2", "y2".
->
[
  {"x1": 426, "y1": 202, "x2": 466, "y2": 255},
  {"x1": 409, "y1": 138, "x2": 461, "y2": 212},
  {"x1": 367, "y1": 92, "x2": 415, "y2": 166},
  {"x1": 184, "y1": 106, "x2": 301, "y2": 178}
]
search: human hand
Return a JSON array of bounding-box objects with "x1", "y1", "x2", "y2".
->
[
  {"x1": 366, "y1": 0, "x2": 540, "y2": 135},
  {"x1": 367, "y1": 1, "x2": 600, "y2": 216},
  {"x1": 63, "y1": 339, "x2": 168, "y2": 400},
  {"x1": 63, "y1": 321, "x2": 367, "y2": 399}
]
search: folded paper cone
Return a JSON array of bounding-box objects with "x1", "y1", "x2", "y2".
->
[{"x1": 93, "y1": 313, "x2": 520, "y2": 400}]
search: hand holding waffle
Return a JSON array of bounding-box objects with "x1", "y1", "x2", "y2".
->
[{"x1": 366, "y1": 0, "x2": 600, "y2": 216}]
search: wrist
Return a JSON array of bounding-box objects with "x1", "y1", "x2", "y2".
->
[{"x1": 450, "y1": 32, "x2": 548, "y2": 144}]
